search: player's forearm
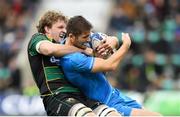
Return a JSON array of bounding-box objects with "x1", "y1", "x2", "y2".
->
[
  {"x1": 50, "y1": 44, "x2": 83, "y2": 57},
  {"x1": 39, "y1": 43, "x2": 83, "y2": 57},
  {"x1": 108, "y1": 36, "x2": 119, "y2": 49},
  {"x1": 105, "y1": 43, "x2": 129, "y2": 71}
]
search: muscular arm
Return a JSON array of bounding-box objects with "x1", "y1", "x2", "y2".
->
[
  {"x1": 38, "y1": 41, "x2": 84, "y2": 57},
  {"x1": 91, "y1": 33, "x2": 131, "y2": 72}
]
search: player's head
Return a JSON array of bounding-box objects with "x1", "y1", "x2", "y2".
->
[
  {"x1": 66, "y1": 16, "x2": 93, "y2": 49},
  {"x1": 37, "y1": 10, "x2": 68, "y2": 42}
]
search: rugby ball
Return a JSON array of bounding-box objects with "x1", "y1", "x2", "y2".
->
[{"x1": 90, "y1": 32, "x2": 107, "y2": 50}]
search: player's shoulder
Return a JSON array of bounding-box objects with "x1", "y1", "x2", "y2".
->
[
  {"x1": 28, "y1": 33, "x2": 49, "y2": 50},
  {"x1": 31, "y1": 33, "x2": 47, "y2": 40},
  {"x1": 63, "y1": 52, "x2": 88, "y2": 62},
  {"x1": 65, "y1": 52, "x2": 85, "y2": 58}
]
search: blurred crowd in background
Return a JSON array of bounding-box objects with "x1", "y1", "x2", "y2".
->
[
  {"x1": 0, "y1": 0, "x2": 180, "y2": 94},
  {"x1": 0, "y1": 0, "x2": 179, "y2": 115},
  {"x1": 106, "y1": 0, "x2": 180, "y2": 92},
  {"x1": 0, "y1": 0, "x2": 39, "y2": 94}
]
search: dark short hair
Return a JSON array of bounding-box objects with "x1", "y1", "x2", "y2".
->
[
  {"x1": 66, "y1": 16, "x2": 92, "y2": 37},
  {"x1": 36, "y1": 11, "x2": 68, "y2": 33}
]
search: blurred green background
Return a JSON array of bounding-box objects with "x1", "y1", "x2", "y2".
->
[{"x1": 0, "y1": 0, "x2": 179, "y2": 115}]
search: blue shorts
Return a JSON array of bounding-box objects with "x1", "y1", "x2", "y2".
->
[{"x1": 107, "y1": 89, "x2": 142, "y2": 116}]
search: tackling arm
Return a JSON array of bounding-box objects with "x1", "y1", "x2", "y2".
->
[{"x1": 37, "y1": 41, "x2": 91, "y2": 57}]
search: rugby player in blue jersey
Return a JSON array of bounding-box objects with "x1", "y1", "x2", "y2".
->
[{"x1": 59, "y1": 15, "x2": 162, "y2": 116}]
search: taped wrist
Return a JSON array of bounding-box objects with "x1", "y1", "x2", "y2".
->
[
  {"x1": 93, "y1": 104, "x2": 117, "y2": 116},
  {"x1": 68, "y1": 103, "x2": 93, "y2": 116}
]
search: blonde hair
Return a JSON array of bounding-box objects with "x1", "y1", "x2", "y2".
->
[{"x1": 36, "y1": 11, "x2": 68, "y2": 33}]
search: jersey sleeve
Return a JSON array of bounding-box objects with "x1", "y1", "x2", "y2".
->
[
  {"x1": 28, "y1": 33, "x2": 50, "y2": 56},
  {"x1": 70, "y1": 53, "x2": 94, "y2": 72}
]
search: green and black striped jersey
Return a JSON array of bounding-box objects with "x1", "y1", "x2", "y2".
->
[{"x1": 27, "y1": 33, "x2": 80, "y2": 96}]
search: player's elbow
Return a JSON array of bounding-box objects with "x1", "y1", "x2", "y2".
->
[
  {"x1": 106, "y1": 64, "x2": 118, "y2": 71},
  {"x1": 103, "y1": 60, "x2": 118, "y2": 71},
  {"x1": 38, "y1": 42, "x2": 55, "y2": 56},
  {"x1": 40, "y1": 47, "x2": 54, "y2": 56},
  {"x1": 110, "y1": 65, "x2": 118, "y2": 71}
]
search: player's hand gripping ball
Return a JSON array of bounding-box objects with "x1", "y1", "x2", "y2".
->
[{"x1": 90, "y1": 32, "x2": 112, "y2": 59}]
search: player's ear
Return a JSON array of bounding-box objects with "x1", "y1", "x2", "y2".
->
[
  {"x1": 69, "y1": 33, "x2": 75, "y2": 39},
  {"x1": 44, "y1": 26, "x2": 50, "y2": 34},
  {"x1": 69, "y1": 33, "x2": 75, "y2": 42}
]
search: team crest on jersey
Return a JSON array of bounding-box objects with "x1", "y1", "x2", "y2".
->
[{"x1": 50, "y1": 56, "x2": 60, "y2": 65}]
